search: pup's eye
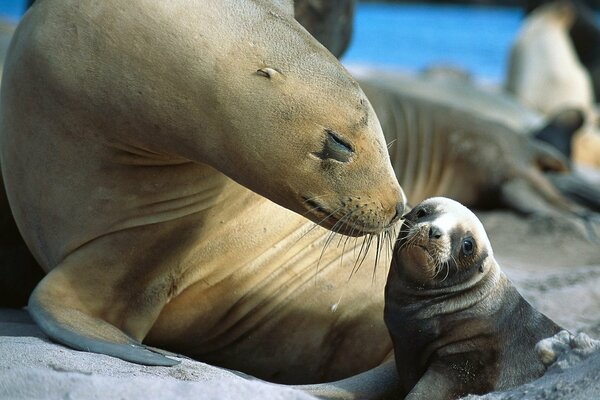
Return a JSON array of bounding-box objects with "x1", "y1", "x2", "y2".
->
[
  {"x1": 314, "y1": 130, "x2": 354, "y2": 162},
  {"x1": 416, "y1": 208, "x2": 427, "y2": 219},
  {"x1": 462, "y1": 238, "x2": 474, "y2": 256}
]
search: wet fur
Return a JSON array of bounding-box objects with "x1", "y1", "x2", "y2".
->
[{"x1": 385, "y1": 198, "x2": 562, "y2": 399}]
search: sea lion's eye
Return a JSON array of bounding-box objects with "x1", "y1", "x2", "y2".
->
[
  {"x1": 462, "y1": 238, "x2": 474, "y2": 256},
  {"x1": 315, "y1": 130, "x2": 354, "y2": 162},
  {"x1": 415, "y1": 208, "x2": 427, "y2": 219},
  {"x1": 256, "y1": 67, "x2": 278, "y2": 79}
]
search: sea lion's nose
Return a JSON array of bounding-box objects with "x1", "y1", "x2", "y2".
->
[
  {"x1": 428, "y1": 226, "x2": 442, "y2": 239},
  {"x1": 391, "y1": 201, "x2": 405, "y2": 223}
]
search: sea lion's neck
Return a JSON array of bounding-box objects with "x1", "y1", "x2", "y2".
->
[{"x1": 386, "y1": 259, "x2": 506, "y2": 318}]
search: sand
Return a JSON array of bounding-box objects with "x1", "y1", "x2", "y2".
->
[{"x1": 1, "y1": 202, "x2": 600, "y2": 400}]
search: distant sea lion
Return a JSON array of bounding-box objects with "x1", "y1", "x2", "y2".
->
[
  {"x1": 385, "y1": 197, "x2": 562, "y2": 399},
  {"x1": 508, "y1": 0, "x2": 600, "y2": 169},
  {"x1": 354, "y1": 71, "x2": 596, "y2": 217},
  {"x1": 526, "y1": 0, "x2": 600, "y2": 100},
  {"x1": 354, "y1": 69, "x2": 600, "y2": 215}
]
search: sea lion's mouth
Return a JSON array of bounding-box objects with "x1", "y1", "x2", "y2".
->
[{"x1": 302, "y1": 197, "x2": 387, "y2": 235}]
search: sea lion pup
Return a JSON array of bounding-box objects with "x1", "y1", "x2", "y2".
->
[
  {"x1": 1, "y1": 0, "x2": 406, "y2": 381},
  {"x1": 385, "y1": 197, "x2": 562, "y2": 400}
]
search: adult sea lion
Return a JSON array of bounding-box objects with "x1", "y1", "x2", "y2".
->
[
  {"x1": 507, "y1": 1, "x2": 593, "y2": 115},
  {"x1": 385, "y1": 197, "x2": 562, "y2": 399},
  {"x1": 355, "y1": 72, "x2": 598, "y2": 218},
  {"x1": 353, "y1": 69, "x2": 600, "y2": 217},
  {"x1": 526, "y1": 0, "x2": 600, "y2": 100},
  {"x1": 1, "y1": 0, "x2": 406, "y2": 384},
  {"x1": 507, "y1": 0, "x2": 600, "y2": 169}
]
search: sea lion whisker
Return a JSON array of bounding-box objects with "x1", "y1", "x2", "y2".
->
[
  {"x1": 371, "y1": 234, "x2": 383, "y2": 284},
  {"x1": 301, "y1": 194, "x2": 336, "y2": 205},
  {"x1": 295, "y1": 205, "x2": 346, "y2": 249},
  {"x1": 401, "y1": 231, "x2": 420, "y2": 251},
  {"x1": 335, "y1": 209, "x2": 360, "y2": 247},
  {"x1": 314, "y1": 231, "x2": 337, "y2": 284},
  {"x1": 296, "y1": 208, "x2": 342, "y2": 244},
  {"x1": 386, "y1": 138, "x2": 398, "y2": 150},
  {"x1": 383, "y1": 229, "x2": 393, "y2": 270},
  {"x1": 313, "y1": 206, "x2": 349, "y2": 281},
  {"x1": 353, "y1": 234, "x2": 370, "y2": 267},
  {"x1": 440, "y1": 260, "x2": 451, "y2": 282},
  {"x1": 349, "y1": 234, "x2": 374, "y2": 281},
  {"x1": 317, "y1": 207, "x2": 358, "y2": 267},
  {"x1": 449, "y1": 254, "x2": 459, "y2": 275}
]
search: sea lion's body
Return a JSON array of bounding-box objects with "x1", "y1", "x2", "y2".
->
[
  {"x1": 2, "y1": 0, "x2": 405, "y2": 384},
  {"x1": 356, "y1": 71, "x2": 600, "y2": 215},
  {"x1": 385, "y1": 198, "x2": 562, "y2": 399},
  {"x1": 507, "y1": 0, "x2": 600, "y2": 169},
  {"x1": 507, "y1": 1, "x2": 593, "y2": 115},
  {"x1": 357, "y1": 74, "x2": 582, "y2": 215}
]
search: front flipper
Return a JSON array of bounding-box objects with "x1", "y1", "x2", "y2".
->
[
  {"x1": 29, "y1": 268, "x2": 179, "y2": 366},
  {"x1": 546, "y1": 171, "x2": 600, "y2": 213},
  {"x1": 295, "y1": 358, "x2": 401, "y2": 400},
  {"x1": 532, "y1": 108, "x2": 585, "y2": 159},
  {"x1": 403, "y1": 366, "x2": 458, "y2": 400}
]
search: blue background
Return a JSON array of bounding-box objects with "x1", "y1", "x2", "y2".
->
[{"x1": 0, "y1": 1, "x2": 548, "y2": 83}]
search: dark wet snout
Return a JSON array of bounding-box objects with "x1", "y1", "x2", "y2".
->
[
  {"x1": 428, "y1": 225, "x2": 442, "y2": 239},
  {"x1": 391, "y1": 201, "x2": 406, "y2": 224}
]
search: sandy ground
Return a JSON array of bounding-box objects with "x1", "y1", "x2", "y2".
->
[{"x1": 1, "y1": 199, "x2": 600, "y2": 399}]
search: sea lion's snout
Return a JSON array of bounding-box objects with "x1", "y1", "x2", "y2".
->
[
  {"x1": 428, "y1": 225, "x2": 442, "y2": 240},
  {"x1": 390, "y1": 200, "x2": 406, "y2": 225}
]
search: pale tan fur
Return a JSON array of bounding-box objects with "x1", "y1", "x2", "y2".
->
[
  {"x1": 507, "y1": 1, "x2": 593, "y2": 114},
  {"x1": 507, "y1": 1, "x2": 600, "y2": 168},
  {"x1": 0, "y1": 0, "x2": 407, "y2": 386}
]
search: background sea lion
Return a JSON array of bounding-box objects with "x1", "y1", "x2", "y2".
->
[
  {"x1": 508, "y1": 0, "x2": 600, "y2": 169},
  {"x1": 526, "y1": 0, "x2": 600, "y2": 100},
  {"x1": 354, "y1": 71, "x2": 600, "y2": 225},
  {"x1": 507, "y1": 1, "x2": 593, "y2": 115},
  {"x1": 352, "y1": 69, "x2": 600, "y2": 218},
  {"x1": 385, "y1": 197, "x2": 562, "y2": 399}
]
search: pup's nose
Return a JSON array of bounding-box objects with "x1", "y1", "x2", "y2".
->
[{"x1": 428, "y1": 226, "x2": 442, "y2": 239}]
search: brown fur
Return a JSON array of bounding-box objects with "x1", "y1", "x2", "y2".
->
[
  {"x1": 385, "y1": 198, "x2": 562, "y2": 399},
  {"x1": 1, "y1": 0, "x2": 405, "y2": 385}
]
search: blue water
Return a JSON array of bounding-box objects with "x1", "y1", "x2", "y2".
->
[
  {"x1": 0, "y1": 0, "x2": 26, "y2": 22},
  {"x1": 0, "y1": 1, "x2": 539, "y2": 82},
  {"x1": 343, "y1": 3, "x2": 524, "y2": 82}
]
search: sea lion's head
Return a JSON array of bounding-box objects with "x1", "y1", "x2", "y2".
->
[
  {"x1": 212, "y1": 2, "x2": 406, "y2": 236},
  {"x1": 392, "y1": 197, "x2": 494, "y2": 289}
]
